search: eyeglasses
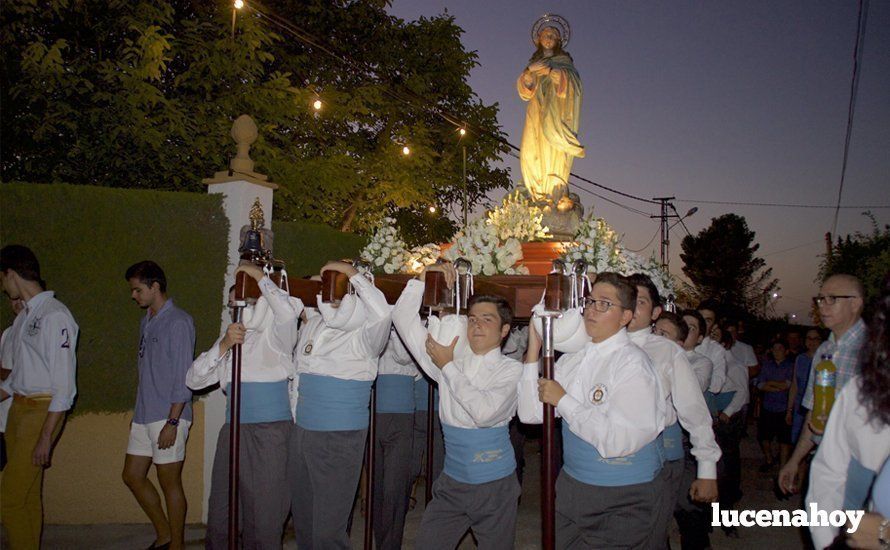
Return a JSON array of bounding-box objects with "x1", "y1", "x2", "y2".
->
[
  {"x1": 583, "y1": 298, "x2": 624, "y2": 313},
  {"x1": 812, "y1": 295, "x2": 858, "y2": 306}
]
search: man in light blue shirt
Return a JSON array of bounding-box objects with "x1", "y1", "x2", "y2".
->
[{"x1": 121, "y1": 260, "x2": 195, "y2": 550}]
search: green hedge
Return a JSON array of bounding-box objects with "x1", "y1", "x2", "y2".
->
[
  {"x1": 0, "y1": 183, "x2": 229, "y2": 414},
  {"x1": 0, "y1": 183, "x2": 368, "y2": 415},
  {"x1": 272, "y1": 220, "x2": 367, "y2": 277}
]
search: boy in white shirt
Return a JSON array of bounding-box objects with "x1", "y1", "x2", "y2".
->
[
  {"x1": 289, "y1": 261, "x2": 392, "y2": 549},
  {"x1": 187, "y1": 263, "x2": 300, "y2": 548},
  {"x1": 625, "y1": 273, "x2": 720, "y2": 550},
  {"x1": 519, "y1": 272, "x2": 664, "y2": 549},
  {"x1": 392, "y1": 263, "x2": 522, "y2": 550}
]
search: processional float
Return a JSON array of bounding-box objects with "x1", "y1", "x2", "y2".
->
[{"x1": 229, "y1": 201, "x2": 585, "y2": 550}]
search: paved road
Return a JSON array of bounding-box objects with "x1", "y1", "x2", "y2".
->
[{"x1": 35, "y1": 424, "x2": 812, "y2": 549}]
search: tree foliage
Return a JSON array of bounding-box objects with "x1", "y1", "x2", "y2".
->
[
  {"x1": 679, "y1": 213, "x2": 778, "y2": 315},
  {"x1": 1, "y1": 0, "x2": 511, "y2": 236},
  {"x1": 819, "y1": 214, "x2": 890, "y2": 307}
]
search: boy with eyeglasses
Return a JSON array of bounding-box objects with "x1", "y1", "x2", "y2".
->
[{"x1": 519, "y1": 272, "x2": 665, "y2": 549}]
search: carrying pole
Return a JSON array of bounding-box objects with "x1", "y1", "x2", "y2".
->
[
  {"x1": 227, "y1": 270, "x2": 247, "y2": 549},
  {"x1": 425, "y1": 383, "x2": 435, "y2": 503},
  {"x1": 363, "y1": 383, "x2": 377, "y2": 549},
  {"x1": 539, "y1": 314, "x2": 557, "y2": 550}
]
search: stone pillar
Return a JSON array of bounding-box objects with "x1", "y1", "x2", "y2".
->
[{"x1": 200, "y1": 114, "x2": 278, "y2": 521}]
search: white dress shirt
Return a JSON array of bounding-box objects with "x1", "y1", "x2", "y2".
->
[
  {"x1": 696, "y1": 336, "x2": 727, "y2": 394},
  {"x1": 721, "y1": 351, "x2": 750, "y2": 416},
  {"x1": 392, "y1": 279, "x2": 521, "y2": 429},
  {"x1": 807, "y1": 378, "x2": 890, "y2": 550},
  {"x1": 629, "y1": 329, "x2": 721, "y2": 479},
  {"x1": 730, "y1": 340, "x2": 758, "y2": 369},
  {"x1": 187, "y1": 277, "x2": 300, "y2": 392},
  {"x1": 294, "y1": 274, "x2": 391, "y2": 382},
  {"x1": 0, "y1": 322, "x2": 23, "y2": 431},
  {"x1": 685, "y1": 350, "x2": 713, "y2": 393},
  {"x1": 378, "y1": 327, "x2": 418, "y2": 377},
  {"x1": 518, "y1": 329, "x2": 665, "y2": 459},
  {"x1": 0, "y1": 291, "x2": 78, "y2": 412}
]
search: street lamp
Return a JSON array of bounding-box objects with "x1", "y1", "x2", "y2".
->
[{"x1": 402, "y1": 146, "x2": 410, "y2": 156}]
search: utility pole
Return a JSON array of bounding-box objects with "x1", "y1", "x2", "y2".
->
[{"x1": 651, "y1": 197, "x2": 675, "y2": 269}]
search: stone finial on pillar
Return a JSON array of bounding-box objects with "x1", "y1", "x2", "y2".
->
[{"x1": 203, "y1": 114, "x2": 274, "y2": 186}]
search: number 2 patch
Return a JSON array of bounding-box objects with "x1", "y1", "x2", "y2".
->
[{"x1": 61, "y1": 328, "x2": 70, "y2": 349}]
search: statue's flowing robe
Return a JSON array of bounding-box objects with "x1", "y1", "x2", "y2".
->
[{"x1": 517, "y1": 53, "x2": 585, "y2": 202}]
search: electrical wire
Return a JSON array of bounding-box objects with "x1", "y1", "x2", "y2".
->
[
  {"x1": 625, "y1": 228, "x2": 660, "y2": 252},
  {"x1": 675, "y1": 198, "x2": 889, "y2": 209},
  {"x1": 832, "y1": 0, "x2": 870, "y2": 235}
]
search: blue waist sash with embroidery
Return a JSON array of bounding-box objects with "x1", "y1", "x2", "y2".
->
[
  {"x1": 295, "y1": 373, "x2": 372, "y2": 431},
  {"x1": 376, "y1": 374, "x2": 415, "y2": 414},
  {"x1": 225, "y1": 380, "x2": 292, "y2": 424},
  {"x1": 441, "y1": 424, "x2": 515, "y2": 485},
  {"x1": 662, "y1": 421, "x2": 685, "y2": 462},
  {"x1": 562, "y1": 423, "x2": 664, "y2": 487}
]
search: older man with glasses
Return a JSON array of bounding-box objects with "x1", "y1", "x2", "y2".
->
[{"x1": 778, "y1": 273, "x2": 867, "y2": 496}]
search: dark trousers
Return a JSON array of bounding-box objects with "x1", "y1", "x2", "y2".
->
[
  {"x1": 715, "y1": 412, "x2": 745, "y2": 508},
  {"x1": 373, "y1": 413, "x2": 415, "y2": 550},
  {"x1": 673, "y1": 445, "x2": 712, "y2": 550},
  {"x1": 555, "y1": 471, "x2": 661, "y2": 550},
  {"x1": 412, "y1": 410, "x2": 445, "y2": 492},
  {"x1": 650, "y1": 459, "x2": 685, "y2": 549},
  {"x1": 415, "y1": 472, "x2": 520, "y2": 550},
  {"x1": 206, "y1": 422, "x2": 291, "y2": 550},
  {"x1": 287, "y1": 423, "x2": 367, "y2": 550}
]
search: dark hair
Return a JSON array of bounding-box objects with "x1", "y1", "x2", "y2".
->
[
  {"x1": 125, "y1": 261, "x2": 167, "y2": 293},
  {"x1": 593, "y1": 272, "x2": 637, "y2": 311},
  {"x1": 682, "y1": 309, "x2": 707, "y2": 336},
  {"x1": 656, "y1": 311, "x2": 688, "y2": 342},
  {"x1": 697, "y1": 298, "x2": 720, "y2": 315},
  {"x1": 0, "y1": 245, "x2": 42, "y2": 284},
  {"x1": 859, "y1": 273, "x2": 890, "y2": 428},
  {"x1": 627, "y1": 273, "x2": 662, "y2": 309},
  {"x1": 771, "y1": 339, "x2": 788, "y2": 350},
  {"x1": 468, "y1": 294, "x2": 513, "y2": 328}
]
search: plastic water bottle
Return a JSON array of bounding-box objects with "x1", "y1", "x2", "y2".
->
[{"x1": 811, "y1": 354, "x2": 837, "y2": 432}]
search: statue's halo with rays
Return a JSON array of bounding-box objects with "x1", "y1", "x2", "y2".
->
[{"x1": 531, "y1": 14, "x2": 571, "y2": 48}]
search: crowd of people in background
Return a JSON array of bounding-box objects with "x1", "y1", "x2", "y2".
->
[{"x1": 0, "y1": 242, "x2": 887, "y2": 550}]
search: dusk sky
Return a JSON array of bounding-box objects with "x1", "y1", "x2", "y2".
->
[{"x1": 388, "y1": 1, "x2": 890, "y2": 321}]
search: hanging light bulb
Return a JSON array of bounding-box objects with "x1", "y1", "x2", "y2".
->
[
  {"x1": 234, "y1": 0, "x2": 244, "y2": 9},
  {"x1": 429, "y1": 206, "x2": 437, "y2": 213},
  {"x1": 312, "y1": 99, "x2": 322, "y2": 111},
  {"x1": 402, "y1": 146, "x2": 411, "y2": 156},
  {"x1": 459, "y1": 128, "x2": 467, "y2": 137}
]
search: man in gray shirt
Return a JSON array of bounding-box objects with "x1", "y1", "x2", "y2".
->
[{"x1": 122, "y1": 261, "x2": 195, "y2": 550}]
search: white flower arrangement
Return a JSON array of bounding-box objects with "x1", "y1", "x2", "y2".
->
[
  {"x1": 443, "y1": 192, "x2": 550, "y2": 275},
  {"x1": 443, "y1": 217, "x2": 529, "y2": 275},
  {"x1": 359, "y1": 218, "x2": 410, "y2": 274},
  {"x1": 486, "y1": 190, "x2": 550, "y2": 242},
  {"x1": 561, "y1": 214, "x2": 676, "y2": 297}
]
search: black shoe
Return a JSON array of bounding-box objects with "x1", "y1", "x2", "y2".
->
[{"x1": 147, "y1": 542, "x2": 171, "y2": 550}]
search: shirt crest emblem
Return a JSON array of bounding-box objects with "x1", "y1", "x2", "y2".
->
[
  {"x1": 27, "y1": 317, "x2": 41, "y2": 336},
  {"x1": 589, "y1": 384, "x2": 607, "y2": 405},
  {"x1": 303, "y1": 343, "x2": 313, "y2": 355}
]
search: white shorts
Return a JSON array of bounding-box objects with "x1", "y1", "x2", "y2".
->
[{"x1": 127, "y1": 419, "x2": 191, "y2": 464}]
